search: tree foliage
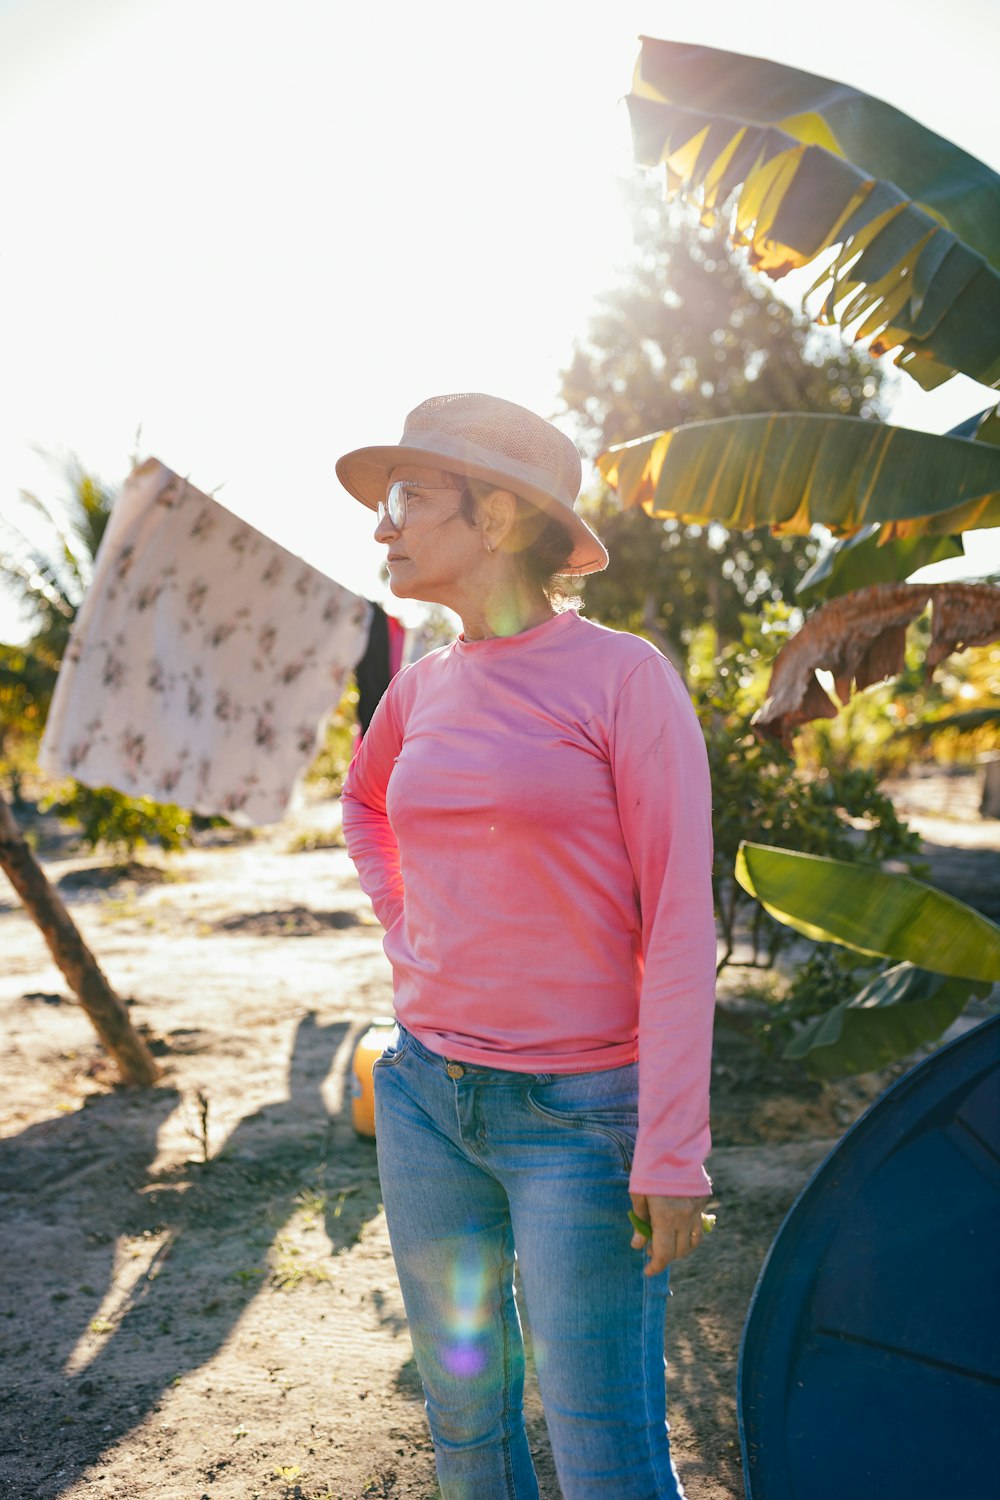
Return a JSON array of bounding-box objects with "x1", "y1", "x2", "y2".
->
[
  {"x1": 0, "y1": 460, "x2": 114, "y2": 682},
  {"x1": 0, "y1": 642, "x2": 53, "y2": 802},
  {"x1": 689, "y1": 606, "x2": 921, "y2": 970},
  {"x1": 560, "y1": 184, "x2": 888, "y2": 653}
]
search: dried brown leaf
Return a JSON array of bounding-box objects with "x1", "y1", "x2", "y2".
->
[
  {"x1": 754, "y1": 582, "x2": 1000, "y2": 745},
  {"x1": 926, "y1": 583, "x2": 1000, "y2": 668}
]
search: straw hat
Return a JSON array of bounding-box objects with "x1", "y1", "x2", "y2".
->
[{"x1": 335, "y1": 392, "x2": 608, "y2": 576}]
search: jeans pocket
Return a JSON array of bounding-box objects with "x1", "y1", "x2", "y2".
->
[
  {"x1": 525, "y1": 1066, "x2": 639, "y2": 1172},
  {"x1": 372, "y1": 1024, "x2": 410, "y2": 1070}
]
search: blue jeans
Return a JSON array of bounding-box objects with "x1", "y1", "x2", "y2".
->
[{"x1": 373, "y1": 1025, "x2": 685, "y2": 1499}]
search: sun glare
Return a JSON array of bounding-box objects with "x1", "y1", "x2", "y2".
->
[{"x1": 0, "y1": 0, "x2": 998, "y2": 642}]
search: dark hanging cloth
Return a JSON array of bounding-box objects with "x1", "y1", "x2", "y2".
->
[
  {"x1": 354, "y1": 602, "x2": 391, "y2": 733},
  {"x1": 387, "y1": 612, "x2": 407, "y2": 676}
]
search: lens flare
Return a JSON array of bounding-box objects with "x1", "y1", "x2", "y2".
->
[
  {"x1": 436, "y1": 1245, "x2": 492, "y2": 1380},
  {"x1": 440, "y1": 1341, "x2": 488, "y2": 1377}
]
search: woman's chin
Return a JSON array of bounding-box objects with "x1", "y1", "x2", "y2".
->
[{"x1": 387, "y1": 568, "x2": 440, "y2": 606}]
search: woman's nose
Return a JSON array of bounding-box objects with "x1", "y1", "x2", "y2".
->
[{"x1": 374, "y1": 508, "x2": 397, "y2": 543}]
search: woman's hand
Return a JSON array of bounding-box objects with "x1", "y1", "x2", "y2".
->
[{"x1": 629, "y1": 1193, "x2": 712, "y2": 1276}]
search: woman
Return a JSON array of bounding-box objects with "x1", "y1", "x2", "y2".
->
[{"x1": 337, "y1": 393, "x2": 716, "y2": 1499}]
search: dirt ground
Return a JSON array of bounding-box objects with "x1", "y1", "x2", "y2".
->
[{"x1": 0, "y1": 768, "x2": 997, "y2": 1500}]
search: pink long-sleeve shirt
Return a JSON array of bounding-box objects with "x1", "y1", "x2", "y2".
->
[{"x1": 341, "y1": 609, "x2": 716, "y2": 1196}]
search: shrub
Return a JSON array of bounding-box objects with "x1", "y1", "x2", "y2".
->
[
  {"x1": 753, "y1": 944, "x2": 881, "y2": 1057},
  {"x1": 689, "y1": 607, "x2": 923, "y2": 969},
  {"x1": 41, "y1": 783, "x2": 195, "y2": 857},
  {"x1": 303, "y1": 680, "x2": 361, "y2": 796}
]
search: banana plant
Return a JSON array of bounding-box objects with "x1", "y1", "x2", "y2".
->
[
  {"x1": 735, "y1": 841, "x2": 1000, "y2": 1077},
  {"x1": 627, "y1": 38, "x2": 1000, "y2": 390},
  {"x1": 603, "y1": 40, "x2": 1000, "y2": 528},
  {"x1": 598, "y1": 39, "x2": 1000, "y2": 1086},
  {"x1": 599, "y1": 40, "x2": 1000, "y2": 732}
]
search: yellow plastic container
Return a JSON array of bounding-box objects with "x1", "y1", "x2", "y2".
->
[{"x1": 351, "y1": 1018, "x2": 398, "y2": 1138}]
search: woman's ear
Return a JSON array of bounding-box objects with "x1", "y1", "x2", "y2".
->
[{"x1": 480, "y1": 488, "x2": 518, "y2": 552}]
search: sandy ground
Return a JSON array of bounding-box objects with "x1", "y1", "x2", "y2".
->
[{"x1": 0, "y1": 770, "x2": 997, "y2": 1500}]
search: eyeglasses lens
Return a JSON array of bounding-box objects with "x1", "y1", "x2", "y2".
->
[{"x1": 377, "y1": 482, "x2": 407, "y2": 529}]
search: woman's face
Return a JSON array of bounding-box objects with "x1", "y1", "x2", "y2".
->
[{"x1": 375, "y1": 465, "x2": 479, "y2": 604}]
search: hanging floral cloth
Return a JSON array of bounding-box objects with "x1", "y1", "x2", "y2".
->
[{"x1": 39, "y1": 458, "x2": 373, "y2": 825}]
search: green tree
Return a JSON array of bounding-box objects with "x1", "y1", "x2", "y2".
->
[{"x1": 560, "y1": 183, "x2": 887, "y2": 655}]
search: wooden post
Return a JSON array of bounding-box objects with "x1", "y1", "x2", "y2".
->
[{"x1": 0, "y1": 788, "x2": 160, "y2": 1087}]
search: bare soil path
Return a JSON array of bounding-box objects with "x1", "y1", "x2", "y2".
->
[{"x1": 0, "y1": 772, "x2": 996, "y2": 1500}]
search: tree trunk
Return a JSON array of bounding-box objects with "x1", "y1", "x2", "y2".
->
[
  {"x1": 981, "y1": 754, "x2": 1000, "y2": 820},
  {"x1": 0, "y1": 789, "x2": 159, "y2": 1087},
  {"x1": 641, "y1": 593, "x2": 687, "y2": 679}
]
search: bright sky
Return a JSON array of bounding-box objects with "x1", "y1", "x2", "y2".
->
[{"x1": 1, "y1": 0, "x2": 998, "y2": 643}]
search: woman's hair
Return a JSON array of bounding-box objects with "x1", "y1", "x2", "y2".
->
[{"x1": 457, "y1": 477, "x2": 579, "y2": 606}]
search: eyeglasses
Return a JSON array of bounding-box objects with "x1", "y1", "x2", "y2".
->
[{"x1": 376, "y1": 480, "x2": 465, "y2": 530}]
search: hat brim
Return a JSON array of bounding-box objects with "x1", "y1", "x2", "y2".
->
[{"x1": 335, "y1": 440, "x2": 608, "y2": 576}]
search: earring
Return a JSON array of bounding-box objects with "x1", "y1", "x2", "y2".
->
[{"x1": 485, "y1": 542, "x2": 495, "y2": 553}]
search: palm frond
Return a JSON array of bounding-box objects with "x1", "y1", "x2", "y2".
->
[
  {"x1": 0, "y1": 550, "x2": 76, "y2": 620},
  {"x1": 5, "y1": 494, "x2": 86, "y2": 599}
]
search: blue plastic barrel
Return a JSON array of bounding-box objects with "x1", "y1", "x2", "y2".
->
[{"x1": 738, "y1": 1014, "x2": 1000, "y2": 1498}]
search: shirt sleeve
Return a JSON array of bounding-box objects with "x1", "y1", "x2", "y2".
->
[
  {"x1": 608, "y1": 653, "x2": 717, "y2": 1198},
  {"x1": 341, "y1": 679, "x2": 406, "y2": 933}
]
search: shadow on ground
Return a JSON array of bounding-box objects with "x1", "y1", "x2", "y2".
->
[{"x1": 0, "y1": 1014, "x2": 386, "y2": 1499}]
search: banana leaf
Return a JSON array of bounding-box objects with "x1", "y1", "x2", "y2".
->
[
  {"x1": 793, "y1": 409, "x2": 998, "y2": 604},
  {"x1": 735, "y1": 841, "x2": 1000, "y2": 982},
  {"x1": 782, "y1": 962, "x2": 991, "y2": 1079},
  {"x1": 629, "y1": 39, "x2": 1000, "y2": 388},
  {"x1": 795, "y1": 526, "x2": 964, "y2": 606},
  {"x1": 596, "y1": 413, "x2": 1000, "y2": 537},
  {"x1": 897, "y1": 707, "x2": 1000, "y2": 738}
]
